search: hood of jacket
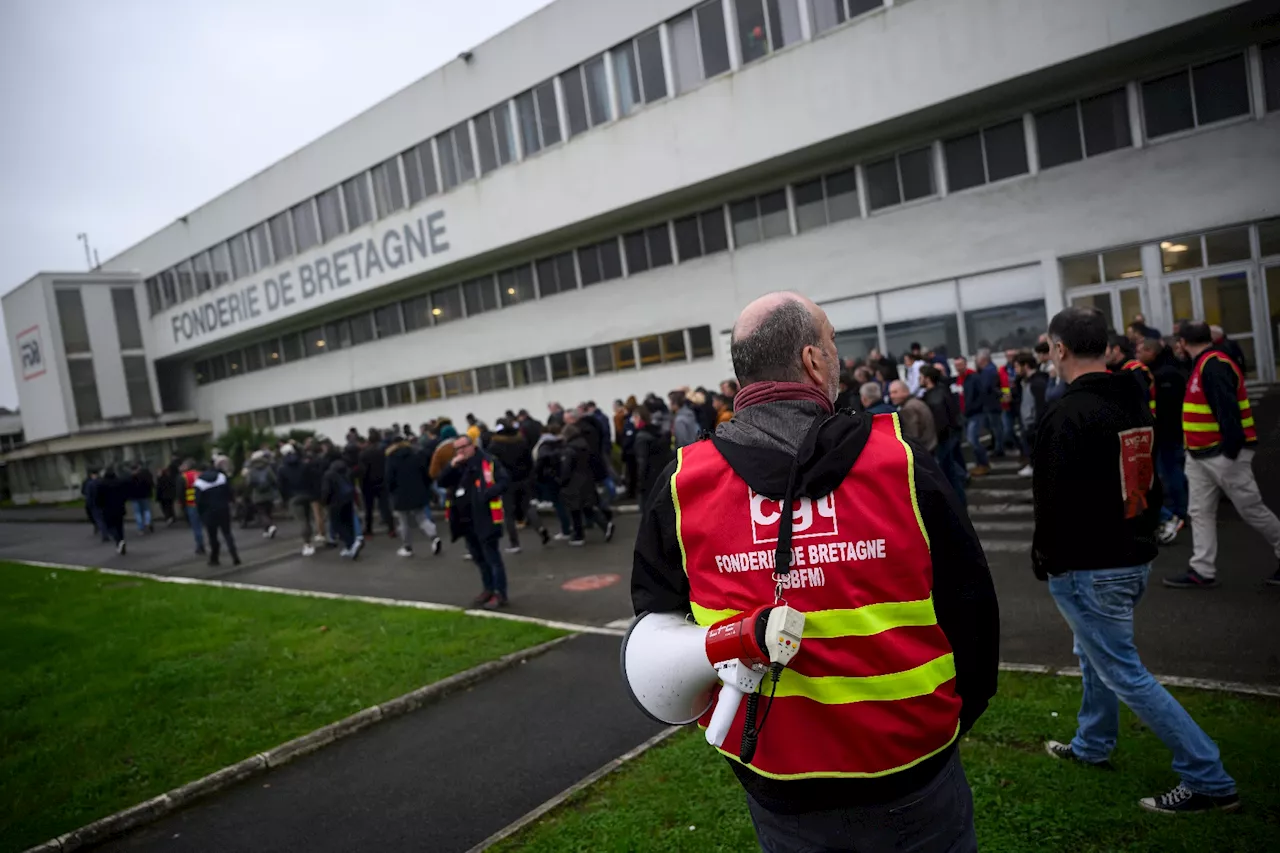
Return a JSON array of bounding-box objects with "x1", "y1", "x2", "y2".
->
[
  {"x1": 386, "y1": 439, "x2": 415, "y2": 458},
  {"x1": 438, "y1": 423, "x2": 458, "y2": 439},
  {"x1": 328, "y1": 459, "x2": 349, "y2": 477},
  {"x1": 197, "y1": 469, "x2": 227, "y2": 486},
  {"x1": 282, "y1": 453, "x2": 302, "y2": 470}
]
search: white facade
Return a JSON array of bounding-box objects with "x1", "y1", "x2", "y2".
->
[{"x1": 11, "y1": 0, "x2": 1280, "y2": 443}]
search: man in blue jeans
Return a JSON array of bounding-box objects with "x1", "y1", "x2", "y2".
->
[
  {"x1": 1032, "y1": 307, "x2": 1238, "y2": 815},
  {"x1": 962, "y1": 349, "x2": 1003, "y2": 476},
  {"x1": 1140, "y1": 336, "x2": 1190, "y2": 544}
]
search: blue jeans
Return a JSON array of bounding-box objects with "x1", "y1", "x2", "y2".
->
[
  {"x1": 934, "y1": 435, "x2": 967, "y2": 506},
  {"x1": 329, "y1": 508, "x2": 363, "y2": 542},
  {"x1": 536, "y1": 481, "x2": 572, "y2": 536},
  {"x1": 186, "y1": 505, "x2": 204, "y2": 550},
  {"x1": 133, "y1": 498, "x2": 152, "y2": 532},
  {"x1": 964, "y1": 414, "x2": 993, "y2": 467},
  {"x1": 1048, "y1": 566, "x2": 1235, "y2": 796},
  {"x1": 465, "y1": 532, "x2": 508, "y2": 598},
  {"x1": 1156, "y1": 445, "x2": 1188, "y2": 521},
  {"x1": 1001, "y1": 410, "x2": 1022, "y2": 456},
  {"x1": 90, "y1": 506, "x2": 107, "y2": 540}
]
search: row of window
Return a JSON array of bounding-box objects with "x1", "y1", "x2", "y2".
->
[
  {"x1": 191, "y1": 41, "x2": 1279, "y2": 387},
  {"x1": 55, "y1": 287, "x2": 155, "y2": 428},
  {"x1": 224, "y1": 326, "x2": 715, "y2": 430},
  {"x1": 145, "y1": 0, "x2": 899, "y2": 317}
]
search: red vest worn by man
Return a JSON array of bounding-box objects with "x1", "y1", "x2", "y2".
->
[
  {"x1": 1182, "y1": 350, "x2": 1256, "y2": 453},
  {"x1": 672, "y1": 413, "x2": 961, "y2": 779},
  {"x1": 1120, "y1": 359, "x2": 1157, "y2": 415}
]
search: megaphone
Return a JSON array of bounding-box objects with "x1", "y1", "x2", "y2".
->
[{"x1": 621, "y1": 605, "x2": 805, "y2": 752}]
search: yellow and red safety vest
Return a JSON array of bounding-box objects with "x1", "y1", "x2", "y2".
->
[
  {"x1": 998, "y1": 365, "x2": 1012, "y2": 411},
  {"x1": 183, "y1": 469, "x2": 199, "y2": 505},
  {"x1": 445, "y1": 458, "x2": 504, "y2": 525},
  {"x1": 1182, "y1": 350, "x2": 1256, "y2": 452},
  {"x1": 672, "y1": 414, "x2": 961, "y2": 779},
  {"x1": 1121, "y1": 359, "x2": 1157, "y2": 415}
]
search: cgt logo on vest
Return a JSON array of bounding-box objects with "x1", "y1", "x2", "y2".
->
[{"x1": 749, "y1": 488, "x2": 838, "y2": 545}]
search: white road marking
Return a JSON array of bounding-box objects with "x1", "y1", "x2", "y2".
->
[{"x1": 605, "y1": 617, "x2": 636, "y2": 630}]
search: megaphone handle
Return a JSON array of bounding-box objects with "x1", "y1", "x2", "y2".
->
[{"x1": 706, "y1": 684, "x2": 746, "y2": 748}]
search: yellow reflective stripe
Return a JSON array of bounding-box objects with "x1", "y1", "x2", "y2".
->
[
  {"x1": 772, "y1": 653, "x2": 956, "y2": 705},
  {"x1": 1182, "y1": 422, "x2": 1221, "y2": 433},
  {"x1": 671, "y1": 447, "x2": 688, "y2": 577},
  {"x1": 1241, "y1": 417, "x2": 1255, "y2": 429},
  {"x1": 690, "y1": 602, "x2": 738, "y2": 626},
  {"x1": 1183, "y1": 403, "x2": 1213, "y2": 414},
  {"x1": 691, "y1": 598, "x2": 938, "y2": 636},
  {"x1": 891, "y1": 413, "x2": 930, "y2": 552},
  {"x1": 711, "y1": 720, "x2": 960, "y2": 780},
  {"x1": 1239, "y1": 400, "x2": 1253, "y2": 410}
]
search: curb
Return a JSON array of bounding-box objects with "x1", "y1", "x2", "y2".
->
[
  {"x1": 998, "y1": 662, "x2": 1280, "y2": 698},
  {"x1": 25, "y1": 635, "x2": 574, "y2": 853}
]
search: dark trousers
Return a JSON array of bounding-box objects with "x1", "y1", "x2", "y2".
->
[
  {"x1": 333, "y1": 502, "x2": 357, "y2": 549},
  {"x1": 464, "y1": 532, "x2": 508, "y2": 597},
  {"x1": 935, "y1": 434, "x2": 967, "y2": 506},
  {"x1": 361, "y1": 481, "x2": 394, "y2": 534},
  {"x1": 103, "y1": 517, "x2": 125, "y2": 545},
  {"x1": 503, "y1": 479, "x2": 542, "y2": 546},
  {"x1": 1156, "y1": 444, "x2": 1189, "y2": 519},
  {"x1": 203, "y1": 509, "x2": 239, "y2": 564},
  {"x1": 159, "y1": 498, "x2": 175, "y2": 522},
  {"x1": 747, "y1": 752, "x2": 976, "y2": 853},
  {"x1": 624, "y1": 453, "x2": 637, "y2": 493},
  {"x1": 570, "y1": 505, "x2": 612, "y2": 540}
]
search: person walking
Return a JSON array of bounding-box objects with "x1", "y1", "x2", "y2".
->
[
  {"x1": 246, "y1": 450, "x2": 280, "y2": 539},
  {"x1": 81, "y1": 469, "x2": 106, "y2": 540},
  {"x1": 180, "y1": 459, "x2": 206, "y2": 555},
  {"x1": 278, "y1": 445, "x2": 320, "y2": 556},
  {"x1": 1013, "y1": 353, "x2": 1048, "y2": 478},
  {"x1": 921, "y1": 365, "x2": 967, "y2": 505},
  {"x1": 155, "y1": 464, "x2": 177, "y2": 526},
  {"x1": 712, "y1": 393, "x2": 734, "y2": 425},
  {"x1": 487, "y1": 420, "x2": 549, "y2": 553},
  {"x1": 1141, "y1": 336, "x2": 1190, "y2": 545},
  {"x1": 321, "y1": 458, "x2": 362, "y2": 559},
  {"x1": 1034, "y1": 307, "x2": 1239, "y2": 814},
  {"x1": 669, "y1": 390, "x2": 701, "y2": 449},
  {"x1": 533, "y1": 424, "x2": 574, "y2": 540},
  {"x1": 193, "y1": 462, "x2": 240, "y2": 567},
  {"x1": 561, "y1": 417, "x2": 615, "y2": 545},
  {"x1": 631, "y1": 406, "x2": 673, "y2": 512},
  {"x1": 632, "y1": 292, "x2": 999, "y2": 852},
  {"x1": 438, "y1": 436, "x2": 510, "y2": 607},
  {"x1": 359, "y1": 428, "x2": 396, "y2": 538},
  {"x1": 1165, "y1": 320, "x2": 1280, "y2": 588},
  {"x1": 964, "y1": 351, "x2": 1002, "y2": 476},
  {"x1": 96, "y1": 467, "x2": 130, "y2": 554},
  {"x1": 1108, "y1": 334, "x2": 1156, "y2": 416},
  {"x1": 1210, "y1": 324, "x2": 1248, "y2": 375},
  {"x1": 889, "y1": 379, "x2": 936, "y2": 451},
  {"x1": 386, "y1": 433, "x2": 442, "y2": 557},
  {"x1": 858, "y1": 382, "x2": 895, "y2": 415},
  {"x1": 128, "y1": 463, "x2": 155, "y2": 534}
]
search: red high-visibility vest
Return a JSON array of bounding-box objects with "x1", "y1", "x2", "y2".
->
[
  {"x1": 183, "y1": 469, "x2": 199, "y2": 505},
  {"x1": 671, "y1": 413, "x2": 961, "y2": 779},
  {"x1": 445, "y1": 458, "x2": 504, "y2": 524},
  {"x1": 998, "y1": 366, "x2": 1012, "y2": 411},
  {"x1": 1121, "y1": 359, "x2": 1157, "y2": 415},
  {"x1": 1183, "y1": 350, "x2": 1256, "y2": 452}
]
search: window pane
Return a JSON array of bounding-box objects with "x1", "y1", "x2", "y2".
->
[
  {"x1": 624, "y1": 231, "x2": 649, "y2": 274},
  {"x1": 550, "y1": 351, "x2": 571, "y2": 381},
  {"x1": 884, "y1": 314, "x2": 960, "y2": 363},
  {"x1": 636, "y1": 29, "x2": 667, "y2": 102},
  {"x1": 529, "y1": 356, "x2": 549, "y2": 384},
  {"x1": 556, "y1": 252, "x2": 578, "y2": 293},
  {"x1": 500, "y1": 265, "x2": 537, "y2": 306},
  {"x1": 463, "y1": 276, "x2": 498, "y2": 315},
  {"x1": 810, "y1": 0, "x2": 845, "y2": 33},
  {"x1": 386, "y1": 382, "x2": 412, "y2": 407},
  {"x1": 983, "y1": 119, "x2": 1028, "y2": 182},
  {"x1": 305, "y1": 326, "x2": 327, "y2": 357},
  {"x1": 661, "y1": 330, "x2": 687, "y2": 362},
  {"x1": 325, "y1": 320, "x2": 351, "y2": 351},
  {"x1": 569, "y1": 349, "x2": 590, "y2": 377},
  {"x1": 849, "y1": 0, "x2": 882, "y2": 13},
  {"x1": 479, "y1": 364, "x2": 511, "y2": 392},
  {"x1": 68, "y1": 359, "x2": 101, "y2": 425},
  {"x1": 1258, "y1": 217, "x2": 1280, "y2": 257},
  {"x1": 336, "y1": 393, "x2": 358, "y2": 416},
  {"x1": 689, "y1": 325, "x2": 715, "y2": 358},
  {"x1": 192, "y1": 252, "x2": 214, "y2": 293},
  {"x1": 249, "y1": 223, "x2": 272, "y2": 270},
  {"x1": 898, "y1": 147, "x2": 935, "y2": 201},
  {"x1": 731, "y1": 198, "x2": 761, "y2": 247},
  {"x1": 1264, "y1": 41, "x2": 1280, "y2": 112},
  {"x1": 670, "y1": 13, "x2": 702, "y2": 95},
  {"x1": 359, "y1": 388, "x2": 384, "y2": 411},
  {"x1": 431, "y1": 285, "x2": 462, "y2": 324},
  {"x1": 146, "y1": 278, "x2": 161, "y2": 316},
  {"x1": 758, "y1": 190, "x2": 790, "y2": 239},
  {"x1": 768, "y1": 0, "x2": 803, "y2": 48},
  {"x1": 563, "y1": 68, "x2": 589, "y2": 137},
  {"x1": 864, "y1": 157, "x2": 901, "y2": 210},
  {"x1": 945, "y1": 133, "x2": 985, "y2": 192},
  {"x1": 210, "y1": 355, "x2": 228, "y2": 381},
  {"x1": 1101, "y1": 246, "x2": 1143, "y2": 281},
  {"x1": 592, "y1": 344, "x2": 614, "y2": 373},
  {"x1": 536, "y1": 257, "x2": 560, "y2": 295},
  {"x1": 517, "y1": 91, "x2": 541, "y2": 155},
  {"x1": 437, "y1": 131, "x2": 459, "y2": 190},
  {"x1": 646, "y1": 226, "x2": 673, "y2": 268},
  {"x1": 291, "y1": 199, "x2": 318, "y2": 252},
  {"x1": 350, "y1": 312, "x2": 375, "y2": 346},
  {"x1": 402, "y1": 295, "x2": 431, "y2": 331},
  {"x1": 600, "y1": 237, "x2": 623, "y2": 280},
  {"x1": 375, "y1": 303, "x2": 403, "y2": 338},
  {"x1": 584, "y1": 56, "x2": 611, "y2": 126},
  {"x1": 638, "y1": 335, "x2": 662, "y2": 365},
  {"x1": 177, "y1": 261, "x2": 195, "y2": 300},
  {"x1": 263, "y1": 339, "x2": 282, "y2": 368},
  {"x1": 226, "y1": 235, "x2": 248, "y2": 279},
  {"x1": 413, "y1": 376, "x2": 444, "y2": 401},
  {"x1": 227, "y1": 350, "x2": 243, "y2": 377},
  {"x1": 1143, "y1": 70, "x2": 1194, "y2": 138},
  {"x1": 1060, "y1": 254, "x2": 1101, "y2": 287},
  {"x1": 697, "y1": 0, "x2": 731, "y2": 77},
  {"x1": 313, "y1": 396, "x2": 335, "y2": 419},
  {"x1": 675, "y1": 215, "x2": 702, "y2": 260},
  {"x1": 578, "y1": 244, "x2": 602, "y2": 286},
  {"x1": 372, "y1": 155, "x2": 405, "y2": 217},
  {"x1": 318, "y1": 186, "x2": 345, "y2": 241},
  {"x1": 281, "y1": 332, "x2": 303, "y2": 362},
  {"x1": 1160, "y1": 235, "x2": 1203, "y2": 272},
  {"x1": 492, "y1": 104, "x2": 515, "y2": 166},
  {"x1": 292, "y1": 401, "x2": 314, "y2": 422},
  {"x1": 111, "y1": 288, "x2": 143, "y2": 350},
  {"x1": 1035, "y1": 103, "x2": 1082, "y2": 169},
  {"x1": 825, "y1": 168, "x2": 859, "y2": 222},
  {"x1": 475, "y1": 110, "x2": 500, "y2": 173},
  {"x1": 401, "y1": 147, "x2": 426, "y2": 208},
  {"x1": 794, "y1": 178, "x2": 826, "y2": 232},
  {"x1": 963, "y1": 300, "x2": 1046, "y2": 352},
  {"x1": 613, "y1": 44, "x2": 641, "y2": 116},
  {"x1": 210, "y1": 243, "x2": 233, "y2": 287},
  {"x1": 736, "y1": 0, "x2": 769, "y2": 64},
  {"x1": 444, "y1": 371, "x2": 475, "y2": 397},
  {"x1": 1079, "y1": 88, "x2": 1131, "y2": 157},
  {"x1": 1192, "y1": 54, "x2": 1250, "y2": 125},
  {"x1": 243, "y1": 343, "x2": 263, "y2": 372},
  {"x1": 417, "y1": 140, "x2": 440, "y2": 199},
  {"x1": 272, "y1": 406, "x2": 291, "y2": 425},
  {"x1": 1204, "y1": 227, "x2": 1252, "y2": 265},
  {"x1": 269, "y1": 211, "x2": 295, "y2": 261},
  {"x1": 342, "y1": 175, "x2": 373, "y2": 229},
  {"x1": 56, "y1": 289, "x2": 90, "y2": 353},
  {"x1": 454, "y1": 123, "x2": 476, "y2": 182},
  {"x1": 700, "y1": 207, "x2": 729, "y2": 254},
  {"x1": 615, "y1": 339, "x2": 637, "y2": 369},
  {"x1": 535, "y1": 81, "x2": 561, "y2": 146}
]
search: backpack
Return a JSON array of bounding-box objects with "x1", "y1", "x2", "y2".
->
[
  {"x1": 250, "y1": 466, "x2": 270, "y2": 491},
  {"x1": 335, "y1": 477, "x2": 353, "y2": 504}
]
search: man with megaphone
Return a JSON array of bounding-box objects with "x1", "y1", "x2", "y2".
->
[{"x1": 624, "y1": 292, "x2": 1000, "y2": 852}]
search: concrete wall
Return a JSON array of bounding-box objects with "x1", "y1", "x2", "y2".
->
[
  {"x1": 80, "y1": 286, "x2": 131, "y2": 419},
  {"x1": 2, "y1": 276, "x2": 69, "y2": 442}
]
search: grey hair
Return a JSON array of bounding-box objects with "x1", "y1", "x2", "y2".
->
[
  {"x1": 730, "y1": 300, "x2": 821, "y2": 385},
  {"x1": 859, "y1": 382, "x2": 882, "y2": 404},
  {"x1": 976, "y1": 348, "x2": 991, "y2": 360}
]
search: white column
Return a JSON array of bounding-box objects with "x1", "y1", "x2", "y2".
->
[
  {"x1": 1040, "y1": 251, "x2": 1065, "y2": 317},
  {"x1": 932, "y1": 140, "x2": 948, "y2": 198},
  {"x1": 508, "y1": 100, "x2": 524, "y2": 162},
  {"x1": 552, "y1": 75, "x2": 570, "y2": 142},
  {"x1": 785, "y1": 184, "x2": 799, "y2": 235},
  {"x1": 1023, "y1": 112, "x2": 1039, "y2": 175},
  {"x1": 604, "y1": 48, "x2": 622, "y2": 124},
  {"x1": 797, "y1": 0, "x2": 813, "y2": 41},
  {"x1": 722, "y1": 0, "x2": 741, "y2": 70},
  {"x1": 1126, "y1": 81, "x2": 1145, "y2": 150},
  {"x1": 658, "y1": 22, "x2": 675, "y2": 101},
  {"x1": 854, "y1": 163, "x2": 870, "y2": 218},
  {"x1": 1247, "y1": 44, "x2": 1267, "y2": 120},
  {"x1": 1139, "y1": 242, "x2": 1166, "y2": 332}
]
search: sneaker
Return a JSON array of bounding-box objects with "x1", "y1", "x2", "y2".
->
[
  {"x1": 350, "y1": 539, "x2": 364, "y2": 560},
  {"x1": 482, "y1": 593, "x2": 503, "y2": 610},
  {"x1": 462, "y1": 551, "x2": 473, "y2": 561},
  {"x1": 1139, "y1": 783, "x2": 1240, "y2": 815},
  {"x1": 165, "y1": 518, "x2": 176, "y2": 527},
  {"x1": 267, "y1": 525, "x2": 278, "y2": 539},
  {"x1": 605, "y1": 521, "x2": 616, "y2": 543},
  {"x1": 1044, "y1": 741, "x2": 1111, "y2": 768},
  {"x1": 471, "y1": 590, "x2": 493, "y2": 606},
  {"x1": 314, "y1": 534, "x2": 328, "y2": 544},
  {"x1": 971, "y1": 465, "x2": 991, "y2": 477},
  {"x1": 1017, "y1": 464, "x2": 1034, "y2": 478},
  {"x1": 1163, "y1": 569, "x2": 1220, "y2": 589},
  {"x1": 148, "y1": 524, "x2": 155, "y2": 534},
  {"x1": 569, "y1": 538, "x2": 585, "y2": 547},
  {"x1": 302, "y1": 544, "x2": 315, "y2": 557},
  {"x1": 553, "y1": 532, "x2": 571, "y2": 542},
  {"x1": 431, "y1": 537, "x2": 443, "y2": 556},
  {"x1": 505, "y1": 545, "x2": 522, "y2": 554},
  {"x1": 540, "y1": 528, "x2": 550, "y2": 546},
  {"x1": 1157, "y1": 516, "x2": 1184, "y2": 546},
  {"x1": 397, "y1": 546, "x2": 413, "y2": 557},
  {"x1": 339, "y1": 548, "x2": 351, "y2": 558},
  {"x1": 117, "y1": 541, "x2": 126, "y2": 555},
  {"x1": 232, "y1": 556, "x2": 241, "y2": 567}
]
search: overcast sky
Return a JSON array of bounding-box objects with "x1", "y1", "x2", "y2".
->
[{"x1": 0, "y1": 0, "x2": 551, "y2": 411}]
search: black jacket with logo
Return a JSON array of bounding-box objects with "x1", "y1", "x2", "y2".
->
[{"x1": 1030, "y1": 372, "x2": 1161, "y2": 578}]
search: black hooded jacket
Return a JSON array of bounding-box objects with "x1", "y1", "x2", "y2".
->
[
  {"x1": 278, "y1": 452, "x2": 321, "y2": 502},
  {"x1": 631, "y1": 400, "x2": 999, "y2": 814},
  {"x1": 385, "y1": 441, "x2": 432, "y2": 511}
]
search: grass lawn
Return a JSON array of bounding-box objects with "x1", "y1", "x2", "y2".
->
[
  {"x1": 495, "y1": 673, "x2": 1280, "y2": 853},
  {"x1": 0, "y1": 562, "x2": 563, "y2": 851}
]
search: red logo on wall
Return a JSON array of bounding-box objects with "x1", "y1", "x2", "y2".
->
[
  {"x1": 749, "y1": 487, "x2": 839, "y2": 544},
  {"x1": 1118, "y1": 426, "x2": 1155, "y2": 520},
  {"x1": 17, "y1": 326, "x2": 45, "y2": 381}
]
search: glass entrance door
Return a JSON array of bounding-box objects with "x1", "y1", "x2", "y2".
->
[
  {"x1": 1264, "y1": 265, "x2": 1279, "y2": 382},
  {"x1": 1164, "y1": 267, "x2": 1261, "y2": 379},
  {"x1": 1067, "y1": 284, "x2": 1145, "y2": 333}
]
